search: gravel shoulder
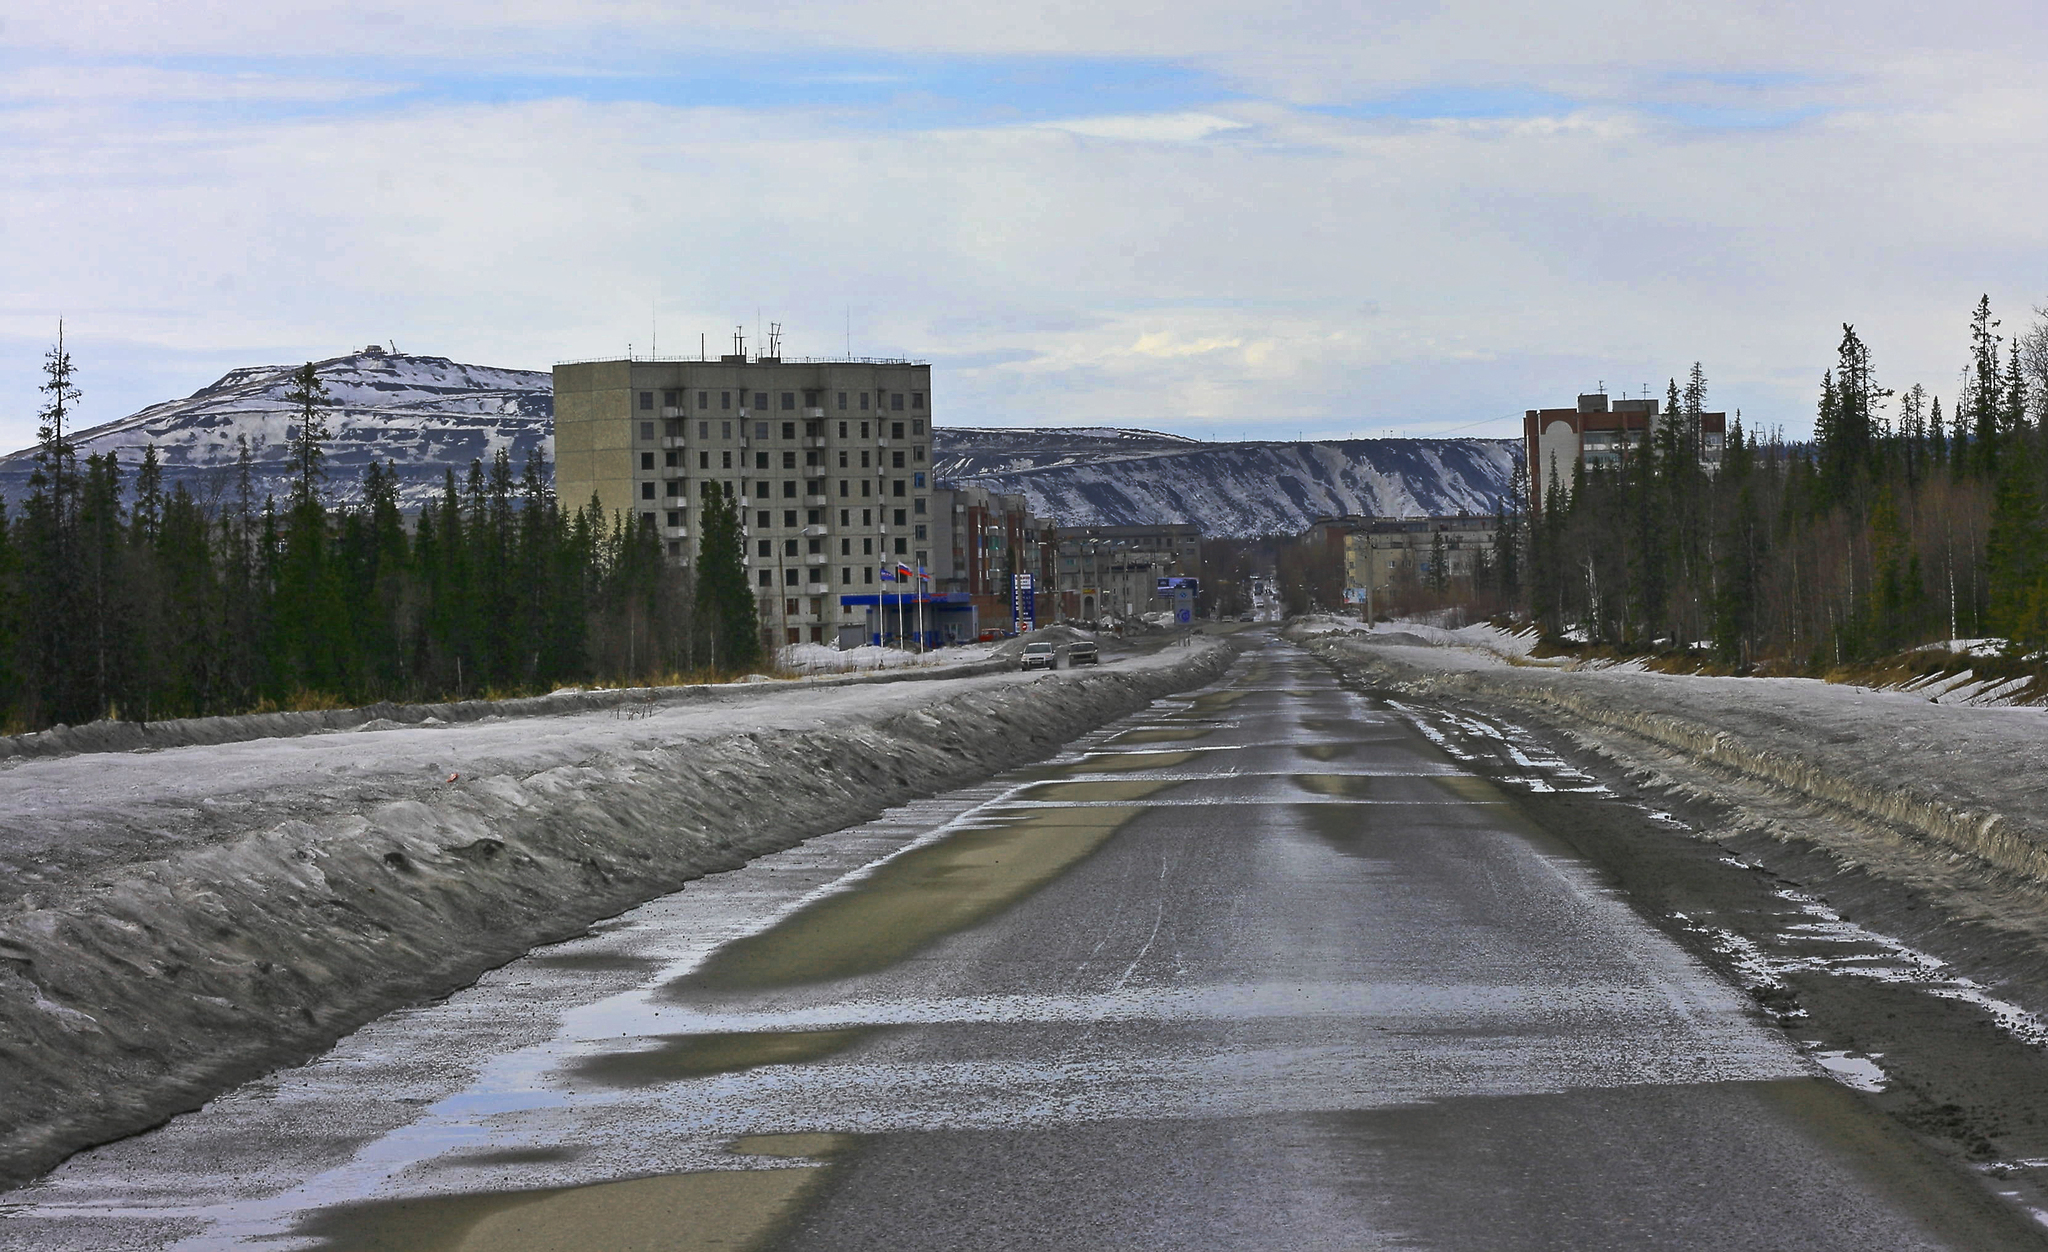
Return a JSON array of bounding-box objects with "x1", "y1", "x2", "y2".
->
[{"x1": 0, "y1": 637, "x2": 1238, "y2": 1189}]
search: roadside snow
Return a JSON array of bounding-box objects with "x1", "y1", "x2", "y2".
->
[{"x1": 777, "y1": 643, "x2": 1000, "y2": 675}]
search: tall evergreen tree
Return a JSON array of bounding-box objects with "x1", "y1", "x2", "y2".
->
[{"x1": 693, "y1": 482, "x2": 759, "y2": 671}]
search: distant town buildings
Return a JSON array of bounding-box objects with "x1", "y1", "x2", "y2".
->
[
  {"x1": 552, "y1": 352, "x2": 936, "y2": 645},
  {"x1": 1524, "y1": 391, "x2": 1726, "y2": 512},
  {"x1": 1341, "y1": 517, "x2": 1499, "y2": 607},
  {"x1": 552, "y1": 350, "x2": 1204, "y2": 644}
]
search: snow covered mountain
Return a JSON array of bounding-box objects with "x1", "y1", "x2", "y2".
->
[
  {"x1": 1, "y1": 349, "x2": 1520, "y2": 534},
  {"x1": 0, "y1": 347, "x2": 552, "y2": 510},
  {"x1": 932, "y1": 431, "x2": 1519, "y2": 537}
]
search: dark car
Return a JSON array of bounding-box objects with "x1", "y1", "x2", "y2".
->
[{"x1": 1066, "y1": 641, "x2": 1100, "y2": 665}]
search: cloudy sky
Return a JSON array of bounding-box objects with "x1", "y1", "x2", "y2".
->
[{"x1": 4, "y1": 1, "x2": 2046, "y2": 451}]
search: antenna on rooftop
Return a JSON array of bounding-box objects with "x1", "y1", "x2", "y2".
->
[
  {"x1": 767, "y1": 321, "x2": 782, "y2": 359},
  {"x1": 733, "y1": 325, "x2": 745, "y2": 359}
]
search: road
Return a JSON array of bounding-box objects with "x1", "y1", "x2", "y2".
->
[{"x1": 3, "y1": 640, "x2": 2040, "y2": 1250}]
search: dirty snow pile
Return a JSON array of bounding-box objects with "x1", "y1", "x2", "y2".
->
[
  {"x1": 776, "y1": 642, "x2": 1000, "y2": 675},
  {"x1": 0, "y1": 638, "x2": 1233, "y2": 1187},
  {"x1": 1295, "y1": 619, "x2": 2048, "y2": 939}
]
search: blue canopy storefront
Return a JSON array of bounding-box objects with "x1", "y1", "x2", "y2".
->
[{"x1": 837, "y1": 592, "x2": 976, "y2": 649}]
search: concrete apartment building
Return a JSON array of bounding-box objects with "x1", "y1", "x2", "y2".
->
[
  {"x1": 1338, "y1": 516, "x2": 1500, "y2": 608},
  {"x1": 930, "y1": 484, "x2": 1054, "y2": 634},
  {"x1": 1524, "y1": 391, "x2": 1727, "y2": 512},
  {"x1": 553, "y1": 353, "x2": 937, "y2": 645}
]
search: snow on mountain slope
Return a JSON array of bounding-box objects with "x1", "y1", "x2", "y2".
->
[
  {"x1": 944, "y1": 437, "x2": 1520, "y2": 537},
  {"x1": 0, "y1": 347, "x2": 552, "y2": 509},
  {"x1": 0, "y1": 352, "x2": 1519, "y2": 533}
]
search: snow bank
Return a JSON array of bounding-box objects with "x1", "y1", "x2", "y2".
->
[
  {"x1": 775, "y1": 642, "x2": 1000, "y2": 675},
  {"x1": 0, "y1": 640, "x2": 1235, "y2": 1187},
  {"x1": 1296, "y1": 626, "x2": 2048, "y2": 904}
]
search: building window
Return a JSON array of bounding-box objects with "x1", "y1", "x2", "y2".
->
[
  {"x1": 782, "y1": 421, "x2": 795, "y2": 439},
  {"x1": 891, "y1": 421, "x2": 904, "y2": 439},
  {"x1": 915, "y1": 524, "x2": 927, "y2": 540},
  {"x1": 640, "y1": 452, "x2": 655, "y2": 470},
  {"x1": 839, "y1": 480, "x2": 849, "y2": 497},
  {"x1": 894, "y1": 537, "x2": 907, "y2": 555},
  {"x1": 837, "y1": 393, "x2": 848, "y2": 410},
  {"x1": 721, "y1": 450, "x2": 733, "y2": 469},
  {"x1": 891, "y1": 394, "x2": 905, "y2": 411},
  {"x1": 784, "y1": 538, "x2": 798, "y2": 556},
  {"x1": 698, "y1": 421, "x2": 709, "y2": 438},
  {"x1": 665, "y1": 481, "x2": 681, "y2": 497},
  {"x1": 808, "y1": 537, "x2": 823, "y2": 554},
  {"x1": 639, "y1": 392, "x2": 654, "y2": 410},
  {"x1": 758, "y1": 539, "x2": 772, "y2": 557},
  {"x1": 759, "y1": 569, "x2": 772, "y2": 587},
  {"x1": 842, "y1": 567, "x2": 853, "y2": 584},
  {"x1": 781, "y1": 392, "x2": 795, "y2": 410},
  {"x1": 914, "y1": 496, "x2": 926, "y2": 514},
  {"x1": 862, "y1": 509, "x2": 872, "y2": 525},
  {"x1": 862, "y1": 537, "x2": 874, "y2": 555},
  {"x1": 860, "y1": 450, "x2": 871, "y2": 468},
  {"x1": 756, "y1": 480, "x2": 770, "y2": 497},
  {"x1": 698, "y1": 391, "x2": 709, "y2": 409},
  {"x1": 757, "y1": 510, "x2": 771, "y2": 528},
  {"x1": 783, "y1": 509, "x2": 798, "y2": 527},
  {"x1": 893, "y1": 480, "x2": 906, "y2": 498},
  {"x1": 892, "y1": 451, "x2": 906, "y2": 469},
  {"x1": 754, "y1": 451, "x2": 768, "y2": 470},
  {"x1": 640, "y1": 421, "x2": 655, "y2": 441},
  {"x1": 667, "y1": 510, "x2": 682, "y2": 527},
  {"x1": 782, "y1": 450, "x2": 797, "y2": 470},
  {"x1": 782, "y1": 481, "x2": 797, "y2": 498},
  {"x1": 701, "y1": 481, "x2": 715, "y2": 498},
  {"x1": 861, "y1": 480, "x2": 871, "y2": 497},
  {"x1": 699, "y1": 451, "x2": 710, "y2": 469},
  {"x1": 754, "y1": 393, "x2": 768, "y2": 410},
  {"x1": 913, "y1": 471, "x2": 926, "y2": 488},
  {"x1": 643, "y1": 512, "x2": 656, "y2": 530},
  {"x1": 784, "y1": 568, "x2": 800, "y2": 586},
  {"x1": 864, "y1": 567, "x2": 874, "y2": 584},
  {"x1": 721, "y1": 391, "x2": 732, "y2": 410},
  {"x1": 914, "y1": 445, "x2": 925, "y2": 463},
  {"x1": 664, "y1": 390, "x2": 679, "y2": 407},
  {"x1": 839, "y1": 509, "x2": 850, "y2": 525},
  {"x1": 859, "y1": 393, "x2": 870, "y2": 411},
  {"x1": 840, "y1": 538, "x2": 851, "y2": 555},
  {"x1": 912, "y1": 393, "x2": 924, "y2": 410},
  {"x1": 837, "y1": 421, "x2": 848, "y2": 438},
  {"x1": 637, "y1": 482, "x2": 653, "y2": 500},
  {"x1": 755, "y1": 421, "x2": 768, "y2": 438},
  {"x1": 668, "y1": 541, "x2": 682, "y2": 557},
  {"x1": 664, "y1": 451, "x2": 679, "y2": 467},
  {"x1": 837, "y1": 451, "x2": 848, "y2": 468},
  {"x1": 913, "y1": 420, "x2": 925, "y2": 435},
  {"x1": 893, "y1": 508, "x2": 907, "y2": 526}
]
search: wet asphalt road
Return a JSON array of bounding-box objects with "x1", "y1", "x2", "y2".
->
[{"x1": 4, "y1": 641, "x2": 2041, "y2": 1250}]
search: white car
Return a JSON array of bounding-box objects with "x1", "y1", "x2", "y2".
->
[{"x1": 1019, "y1": 640, "x2": 1057, "y2": 671}]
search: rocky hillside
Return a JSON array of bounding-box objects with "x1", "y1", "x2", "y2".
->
[{"x1": 933, "y1": 432, "x2": 1519, "y2": 537}]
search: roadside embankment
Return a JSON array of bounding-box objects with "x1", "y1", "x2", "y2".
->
[
  {"x1": 1292, "y1": 620, "x2": 2048, "y2": 977},
  {"x1": 0, "y1": 640, "x2": 1235, "y2": 1189}
]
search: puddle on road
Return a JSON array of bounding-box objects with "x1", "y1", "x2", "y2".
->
[
  {"x1": 1433, "y1": 775, "x2": 1512, "y2": 804},
  {"x1": 1292, "y1": 774, "x2": 1381, "y2": 800},
  {"x1": 571, "y1": 1026, "x2": 880, "y2": 1087},
  {"x1": 669, "y1": 806, "x2": 1145, "y2": 995},
  {"x1": 1189, "y1": 690, "x2": 1249, "y2": 713},
  {"x1": 1110, "y1": 726, "x2": 1215, "y2": 743},
  {"x1": 1296, "y1": 742, "x2": 1357, "y2": 762},
  {"x1": 295, "y1": 1156, "x2": 838, "y2": 1252},
  {"x1": 1064, "y1": 750, "x2": 1197, "y2": 774},
  {"x1": 1017, "y1": 778, "x2": 1184, "y2": 803}
]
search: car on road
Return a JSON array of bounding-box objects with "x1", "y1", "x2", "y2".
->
[
  {"x1": 1066, "y1": 640, "x2": 1099, "y2": 665},
  {"x1": 1237, "y1": 612, "x2": 1255, "y2": 622},
  {"x1": 1019, "y1": 640, "x2": 1057, "y2": 670}
]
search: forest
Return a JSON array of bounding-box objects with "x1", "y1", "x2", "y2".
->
[
  {"x1": 1358, "y1": 296, "x2": 2048, "y2": 675},
  {"x1": 0, "y1": 352, "x2": 761, "y2": 732}
]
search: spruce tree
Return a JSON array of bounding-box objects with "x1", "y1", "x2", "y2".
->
[{"x1": 694, "y1": 482, "x2": 759, "y2": 671}]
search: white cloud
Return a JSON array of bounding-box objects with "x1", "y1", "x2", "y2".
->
[{"x1": 4, "y1": 3, "x2": 2048, "y2": 448}]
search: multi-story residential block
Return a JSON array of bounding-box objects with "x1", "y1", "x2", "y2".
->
[
  {"x1": 553, "y1": 353, "x2": 936, "y2": 645},
  {"x1": 1524, "y1": 391, "x2": 1726, "y2": 513},
  {"x1": 1337, "y1": 516, "x2": 1500, "y2": 610},
  {"x1": 930, "y1": 483, "x2": 1055, "y2": 632}
]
